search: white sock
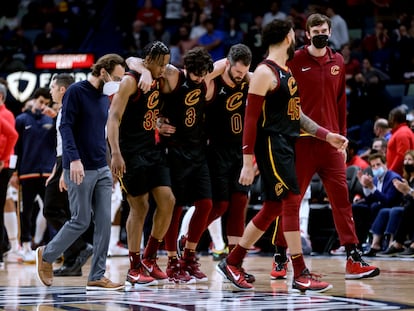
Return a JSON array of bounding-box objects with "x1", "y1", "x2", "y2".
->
[
  {"x1": 208, "y1": 217, "x2": 225, "y2": 251},
  {"x1": 22, "y1": 241, "x2": 31, "y2": 252},
  {"x1": 110, "y1": 225, "x2": 121, "y2": 249},
  {"x1": 33, "y1": 195, "x2": 47, "y2": 245},
  {"x1": 179, "y1": 206, "x2": 195, "y2": 238},
  {"x1": 4, "y1": 212, "x2": 19, "y2": 251},
  {"x1": 4, "y1": 212, "x2": 19, "y2": 252}
]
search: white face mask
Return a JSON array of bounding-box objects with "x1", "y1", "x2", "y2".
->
[{"x1": 103, "y1": 81, "x2": 120, "y2": 96}]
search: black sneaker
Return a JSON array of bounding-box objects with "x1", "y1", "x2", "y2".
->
[
  {"x1": 398, "y1": 247, "x2": 414, "y2": 258},
  {"x1": 377, "y1": 245, "x2": 404, "y2": 257}
]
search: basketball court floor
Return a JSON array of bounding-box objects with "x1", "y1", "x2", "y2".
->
[{"x1": 0, "y1": 254, "x2": 413, "y2": 310}]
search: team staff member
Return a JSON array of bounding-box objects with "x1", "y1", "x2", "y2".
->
[
  {"x1": 36, "y1": 53, "x2": 126, "y2": 291},
  {"x1": 271, "y1": 13, "x2": 380, "y2": 280}
]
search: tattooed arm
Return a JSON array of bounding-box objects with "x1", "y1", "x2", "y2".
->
[
  {"x1": 300, "y1": 108, "x2": 349, "y2": 152},
  {"x1": 299, "y1": 109, "x2": 320, "y2": 136}
]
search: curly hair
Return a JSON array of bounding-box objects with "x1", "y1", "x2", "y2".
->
[{"x1": 183, "y1": 47, "x2": 213, "y2": 77}]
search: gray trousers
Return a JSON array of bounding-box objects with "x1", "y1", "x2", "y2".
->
[{"x1": 43, "y1": 166, "x2": 112, "y2": 281}]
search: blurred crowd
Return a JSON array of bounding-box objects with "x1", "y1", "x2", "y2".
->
[{"x1": 1, "y1": 0, "x2": 414, "y2": 149}]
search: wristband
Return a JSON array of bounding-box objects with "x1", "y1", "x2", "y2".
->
[{"x1": 315, "y1": 127, "x2": 330, "y2": 141}]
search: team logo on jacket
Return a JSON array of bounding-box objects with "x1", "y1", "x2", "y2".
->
[{"x1": 331, "y1": 65, "x2": 340, "y2": 75}]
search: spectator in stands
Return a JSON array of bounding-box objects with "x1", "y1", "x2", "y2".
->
[
  {"x1": 347, "y1": 140, "x2": 369, "y2": 170},
  {"x1": 245, "y1": 13, "x2": 265, "y2": 70},
  {"x1": 325, "y1": 3, "x2": 349, "y2": 50},
  {"x1": 341, "y1": 43, "x2": 361, "y2": 84},
  {"x1": 390, "y1": 23, "x2": 414, "y2": 82},
  {"x1": 353, "y1": 153, "x2": 403, "y2": 252},
  {"x1": 182, "y1": 0, "x2": 202, "y2": 28},
  {"x1": 135, "y1": 0, "x2": 162, "y2": 29},
  {"x1": 387, "y1": 105, "x2": 414, "y2": 176},
  {"x1": 374, "y1": 118, "x2": 392, "y2": 141},
  {"x1": 189, "y1": 12, "x2": 208, "y2": 41},
  {"x1": 122, "y1": 20, "x2": 150, "y2": 57},
  {"x1": 20, "y1": 1, "x2": 45, "y2": 30},
  {"x1": 288, "y1": 6, "x2": 307, "y2": 49},
  {"x1": 150, "y1": 20, "x2": 171, "y2": 47},
  {"x1": 261, "y1": 0, "x2": 287, "y2": 27},
  {"x1": 361, "y1": 136, "x2": 388, "y2": 162},
  {"x1": 3, "y1": 26, "x2": 33, "y2": 69},
  {"x1": 177, "y1": 23, "x2": 198, "y2": 67},
  {"x1": 33, "y1": 21, "x2": 65, "y2": 53},
  {"x1": 197, "y1": 18, "x2": 226, "y2": 61},
  {"x1": 223, "y1": 16, "x2": 244, "y2": 54},
  {"x1": 347, "y1": 57, "x2": 392, "y2": 149},
  {"x1": 379, "y1": 149, "x2": 414, "y2": 257},
  {"x1": 361, "y1": 21, "x2": 391, "y2": 72},
  {"x1": 371, "y1": 152, "x2": 414, "y2": 256}
]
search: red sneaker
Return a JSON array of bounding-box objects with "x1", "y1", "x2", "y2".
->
[
  {"x1": 216, "y1": 259, "x2": 254, "y2": 290},
  {"x1": 270, "y1": 259, "x2": 288, "y2": 280},
  {"x1": 142, "y1": 257, "x2": 168, "y2": 280},
  {"x1": 166, "y1": 258, "x2": 195, "y2": 284},
  {"x1": 182, "y1": 256, "x2": 208, "y2": 282},
  {"x1": 292, "y1": 269, "x2": 332, "y2": 293},
  {"x1": 240, "y1": 265, "x2": 256, "y2": 283},
  {"x1": 345, "y1": 250, "x2": 380, "y2": 279},
  {"x1": 125, "y1": 265, "x2": 158, "y2": 287}
]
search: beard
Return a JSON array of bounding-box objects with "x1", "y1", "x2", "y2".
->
[
  {"x1": 228, "y1": 68, "x2": 242, "y2": 85},
  {"x1": 287, "y1": 42, "x2": 295, "y2": 61}
]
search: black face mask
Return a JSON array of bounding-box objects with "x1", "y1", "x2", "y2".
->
[
  {"x1": 311, "y1": 34, "x2": 329, "y2": 49},
  {"x1": 404, "y1": 164, "x2": 414, "y2": 173}
]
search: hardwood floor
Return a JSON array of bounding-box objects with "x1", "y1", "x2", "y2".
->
[{"x1": 1, "y1": 253, "x2": 413, "y2": 310}]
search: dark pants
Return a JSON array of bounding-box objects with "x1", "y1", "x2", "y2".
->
[{"x1": 0, "y1": 168, "x2": 12, "y2": 255}]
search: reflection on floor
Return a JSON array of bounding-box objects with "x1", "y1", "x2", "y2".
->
[
  {"x1": 1, "y1": 255, "x2": 414, "y2": 310},
  {"x1": 1, "y1": 286, "x2": 413, "y2": 310}
]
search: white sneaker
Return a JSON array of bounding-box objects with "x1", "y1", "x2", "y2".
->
[
  {"x1": 4, "y1": 250, "x2": 23, "y2": 263},
  {"x1": 21, "y1": 250, "x2": 36, "y2": 264},
  {"x1": 330, "y1": 246, "x2": 346, "y2": 256},
  {"x1": 108, "y1": 243, "x2": 129, "y2": 257}
]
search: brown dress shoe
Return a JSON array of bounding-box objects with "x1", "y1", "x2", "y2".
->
[
  {"x1": 86, "y1": 277, "x2": 124, "y2": 291},
  {"x1": 36, "y1": 246, "x2": 53, "y2": 286}
]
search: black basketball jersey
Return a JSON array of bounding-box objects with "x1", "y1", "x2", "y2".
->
[
  {"x1": 161, "y1": 70, "x2": 208, "y2": 146},
  {"x1": 206, "y1": 75, "x2": 249, "y2": 146},
  {"x1": 258, "y1": 59, "x2": 300, "y2": 138},
  {"x1": 119, "y1": 70, "x2": 162, "y2": 154}
]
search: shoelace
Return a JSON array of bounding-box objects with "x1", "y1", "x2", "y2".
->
[
  {"x1": 274, "y1": 260, "x2": 288, "y2": 270},
  {"x1": 351, "y1": 250, "x2": 370, "y2": 266}
]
